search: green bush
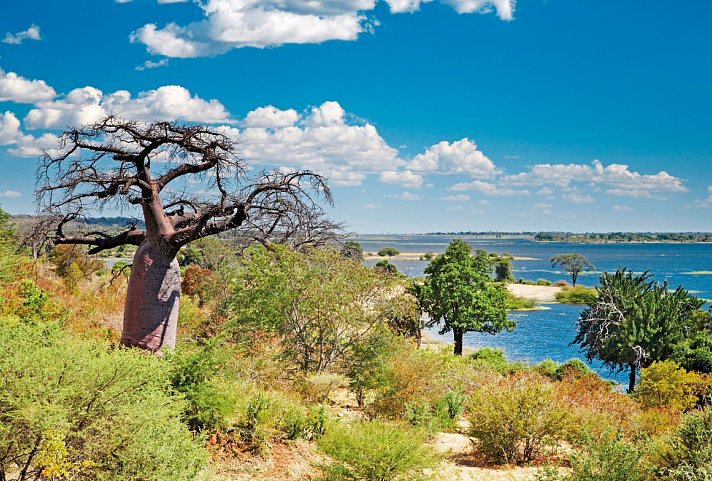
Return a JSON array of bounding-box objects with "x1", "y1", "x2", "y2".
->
[
  {"x1": 536, "y1": 431, "x2": 645, "y2": 481},
  {"x1": 0, "y1": 320, "x2": 207, "y2": 481},
  {"x1": 634, "y1": 361, "x2": 699, "y2": 411},
  {"x1": 168, "y1": 343, "x2": 236, "y2": 431},
  {"x1": 467, "y1": 374, "x2": 570, "y2": 464},
  {"x1": 536, "y1": 279, "x2": 553, "y2": 286},
  {"x1": 556, "y1": 358, "x2": 593, "y2": 380},
  {"x1": 318, "y1": 420, "x2": 437, "y2": 481},
  {"x1": 507, "y1": 292, "x2": 538, "y2": 310},
  {"x1": 555, "y1": 286, "x2": 598, "y2": 304},
  {"x1": 659, "y1": 407, "x2": 712, "y2": 479},
  {"x1": 377, "y1": 247, "x2": 400, "y2": 257},
  {"x1": 469, "y1": 347, "x2": 516, "y2": 374},
  {"x1": 534, "y1": 359, "x2": 560, "y2": 379}
]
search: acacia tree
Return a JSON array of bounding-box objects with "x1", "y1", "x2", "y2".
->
[
  {"x1": 37, "y1": 117, "x2": 333, "y2": 354},
  {"x1": 417, "y1": 239, "x2": 512, "y2": 355},
  {"x1": 551, "y1": 253, "x2": 595, "y2": 286},
  {"x1": 574, "y1": 269, "x2": 704, "y2": 393}
]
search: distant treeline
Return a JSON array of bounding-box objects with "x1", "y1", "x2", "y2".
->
[
  {"x1": 13, "y1": 215, "x2": 145, "y2": 229},
  {"x1": 535, "y1": 232, "x2": 712, "y2": 243}
]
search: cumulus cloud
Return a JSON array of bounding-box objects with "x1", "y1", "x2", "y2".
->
[
  {"x1": 24, "y1": 85, "x2": 231, "y2": 129},
  {"x1": 503, "y1": 160, "x2": 687, "y2": 199},
  {"x1": 129, "y1": 0, "x2": 515, "y2": 58},
  {"x1": 0, "y1": 112, "x2": 23, "y2": 145},
  {"x1": 243, "y1": 105, "x2": 299, "y2": 128},
  {"x1": 0, "y1": 190, "x2": 21, "y2": 198},
  {"x1": 407, "y1": 138, "x2": 497, "y2": 177},
  {"x1": 442, "y1": 194, "x2": 470, "y2": 201},
  {"x1": 450, "y1": 180, "x2": 530, "y2": 196},
  {"x1": 379, "y1": 170, "x2": 424, "y2": 188},
  {"x1": 0, "y1": 69, "x2": 56, "y2": 104},
  {"x1": 2, "y1": 25, "x2": 41, "y2": 45},
  {"x1": 613, "y1": 204, "x2": 633, "y2": 212}
]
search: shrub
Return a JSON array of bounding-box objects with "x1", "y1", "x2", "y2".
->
[
  {"x1": 555, "y1": 286, "x2": 597, "y2": 304},
  {"x1": 467, "y1": 373, "x2": 570, "y2": 464},
  {"x1": 318, "y1": 420, "x2": 437, "y2": 481},
  {"x1": 377, "y1": 247, "x2": 400, "y2": 257},
  {"x1": 469, "y1": 347, "x2": 510, "y2": 373},
  {"x1": 555, "y1": 358, "x2": 593, "y2": 380},
  {"x1": 507, "y1": 292, "x2": 538, "y2": 310},
  {"x1": 658, "y1": 407, "x2": 712, "y2": 479},
  {"x1": 537, "y1": 279, "x2": 553, "y2": 286},
  {"x1": 536, "y1": 431, "x2": 645, "y2": 481},
  {"x1": 168, "y1": 343, "x2": 237, "y2": 432},
  {"x1": 0, "y1": 320, "x2": 207, "y2": 481},
  {"x1": 534, "y1": 359, "x2": 560, "y2": 379},
  {"x1": 299, "y1": 372, "x2": 348, "y2": 404},
  {"x1": 634, "y1": 361, "x2": 699, "y2": 411}
]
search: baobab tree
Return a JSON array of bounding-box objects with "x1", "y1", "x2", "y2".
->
[{"x1": 37, "y1": 117, "x2": 334, "y2": 354}]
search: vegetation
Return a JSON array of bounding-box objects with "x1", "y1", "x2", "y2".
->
[
  {"x1": 551, "y1": 253, "x2": 595, "y2": 286},
  {"x1": 377, "y1": 247, "x2": 400, "y2": 257},
  {"x1": 416, "y1": 239, "x2": 513, "y2": 355},
  {"x1": 574, "y1": 269, "x2": 706, "y2": 392},
  {"x1": 555, "y1": 285, "x2": 598, "y2": 304},
  {"x1": 535, "y1": 232, "x2": 712, "y2": 243},
  {"x1": 2, "y1": 202, "x2": 712, "y2": 481}
]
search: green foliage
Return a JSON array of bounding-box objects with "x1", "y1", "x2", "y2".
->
[
  {"x1": 375, "y1": 259, "x2": 398, "y2": 274},
  {"x1": 551, "y1": 253, "x2": 595, "y2": 286},
  {"x1": 634, "y1": 361, "x2": 701, "y2": 411},
  {"x1": 574, "y1": 269, "x2": 705, "y2": 392},
  {"x1": 534, "y1": 359, "x2": 560, "y2": 379},
  {"x1": 507, "y1": 292, "x2": 538, "y2": 310},
  {"x1": 488, "y1": 253, "x2": 514, "y2": 282},
  {"x1": 343, "y1": 240, "x2": 364, "y2": 261},
  {"x1": 537, "y1": 431, "x2": 645, "y2": 481},
  {"x1": 48, "y1": 244, "x2": 104, "y2": 279},
  {"x1": 469, "y1": 347, "x2": 509, "y2": 373},
  {"x1": 377, "y1": 247, "x2": 400, "y2": 257},
  {"x1": 556, "y1": 359, "x2": 593, "y2": 380},
  {"x1": 672, "y1": 331, "x2": 712, "y2": 374},
  {"x1": 659, "y1": 407, "x2": 712, "y2": 480},
  {"x1": 17, "y1": 279, "x2": 50, "y2": 322},
  {"x1": 0, "y1": 205, "x2": 25, "y2": 283},
  {"x1": 229, "y1": 246, "x2": 388, "y2": 371},
  {"x1": 555, "y1": 285, "x2": 598, "y2": 305},
  {"x1": 168, "y1": 343, "x2": 236, "y2": 431},
  {"x1": 318, "y1": 420, "x2": 437, "y2": 481},
  {"x1": 417, "y1": 239, "x2": 513, "y2": 355},
  {"x1": 345, "y1": 326, "x2": 400, "y2": 407},
  {"x1": 0, "y1": 320, "x2": 207, "y2": 481},
  {"x1": 467, "y1": 374, "x2": 570, "y2": 464}
]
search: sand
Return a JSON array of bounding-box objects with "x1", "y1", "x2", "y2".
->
[{"x1": 506, "y1": 283, "x2": 562, "y2": 302}]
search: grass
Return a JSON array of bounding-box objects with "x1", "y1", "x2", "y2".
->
[{"x1": 555, "y1": 285, "x2": 598, "y2": 305}]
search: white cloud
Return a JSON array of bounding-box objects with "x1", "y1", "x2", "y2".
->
[
  {"x1": 504, "y1": 159, "x2": 687, "y2": 199},
  {"x1": 237, "y1": 102, "x2": 403, "y2": 186},
  {"x1": 562, "y1": 193, "x2": 594, "y2": 204},
  {"x1": 0, "y1": 112, "x2": 22, "y2": 145},
  {"x1": 692, "y1": 186, "x2": 712, "y2": 208},
  {"x1": 2, "y1": 25, "x2": 41, "y2": 45},
  {"x1": 25, "y1": 85, "x2": 231, "y2": 129},
  {"x1": 130, "y1": 0, "x2": 515, "y2": 58},
  {"x1": 533, "y1": 202, "x2": 552, "y2": 209},
  {"x1": 135, "y1": 58, "x2": 170, "y2": 71},
  {"x1": 0, "y1": 69, "x2": 56, "y2": 104},
  {"x1": 407, "y1": 138, "x2": 497, "y2": 177},
  {"x1": 0, "y1": 190, "x2": 21, "y2": 198},
  {"x1": 379, "y1": 170, "x2": 424, "y2": 188},
  {"x1": 613, "y1": 204, "x2": 633, "y2": 212},
  {"x1": 450, "y1": 180, "x2": 529, "y2": 196},
  {"x1": 244, "y1": 105, "x2": 298, "y2": 128},
  {"x1": 442, "y1": 194, "x2": 470, "y2": 201},
  {"x1": 391, "y1": 191, "x2": 422, "y2": 200}
]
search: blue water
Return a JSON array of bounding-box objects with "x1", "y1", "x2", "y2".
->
[{"x1": 355, "y1": 235, "x2": 712, "y2": 385}]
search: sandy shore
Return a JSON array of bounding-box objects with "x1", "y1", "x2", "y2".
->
[{"x1": 506, "y1": 283, "x2": 562, "y2": 302}]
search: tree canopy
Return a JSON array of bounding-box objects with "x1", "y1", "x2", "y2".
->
[
  {"x1": 574, "y1": 269, "x2": 705, "y2": 392},
  {"x1": 551, "y1": 253, "x2": 595, "y2": 286},
  {"x1": 417, "y1": 239, "x2": 512, "y2": 355}
]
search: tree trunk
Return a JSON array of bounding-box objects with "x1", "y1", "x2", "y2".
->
[
  {"x1": 628, "y1": 364, "x2": 636, "y2": 393},
  {"x1": 120, "y1": 241, "x2": 181, "y2": 354},
  {"x1": 453, "y1": 328, "x2": 464, "y2": 356}
]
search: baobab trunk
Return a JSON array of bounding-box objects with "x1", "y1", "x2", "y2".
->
[
  {"x1": 121, "y1": 241, "x2": 181, "y2": 354},
  {"x1": 453, "y1": 327, "x2": 464, "y2": 356}
]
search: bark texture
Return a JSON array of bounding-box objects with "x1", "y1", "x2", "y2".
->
[{"x1": 121, "y1": 242, "x2": 181, "y2": 353}]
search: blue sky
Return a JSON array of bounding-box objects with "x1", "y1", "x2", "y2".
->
[{"x1": 1, "y1": 0, "x2": 711, "y2": 233}]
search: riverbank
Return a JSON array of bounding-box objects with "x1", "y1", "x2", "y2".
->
[{"x1": 364, "y1": 252, "x2": 537, "y2": 261}]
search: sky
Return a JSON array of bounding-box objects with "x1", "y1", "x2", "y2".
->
[{"x1": 0, "y1": 0, "x2": 711, "y2": 233}]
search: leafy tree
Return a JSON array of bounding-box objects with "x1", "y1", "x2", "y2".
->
[
  {"x1": 37, "y1": 117, "x2": 334, "y2": 354},
  {"x1": 375, "y1": 259, "x2": 398, "y2": 274},
  {"x1": 0, "y1": 205, "x2": 25, "y2": 283},
  {"x1": 229, "y1": 246, "x2": 389, "y2": 371},
  {"x1": 417, "y1": 239, "x2": 512, "y2": 355},
  {"x1": 574, "y1": 269, "x2": 704, "y2": 393},
  {"x1": 489, "y1": 253, "x2": 514, "y2": 282},
  {"x1": 634, "y1": 361, "x2": 700, "y2": 411},
  {"x1": 551, "y1": 253, "x2": 595, "y2": 286}
]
